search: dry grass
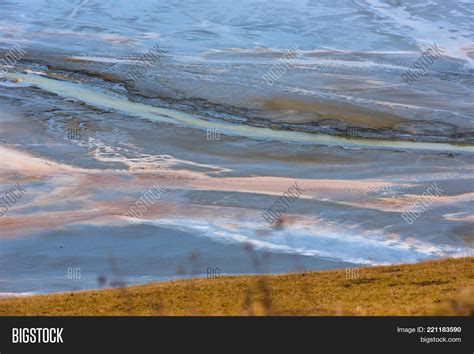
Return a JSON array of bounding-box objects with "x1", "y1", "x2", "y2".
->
[{"x1": 0, "y1": 257, "x2": 472, "y2": 316}]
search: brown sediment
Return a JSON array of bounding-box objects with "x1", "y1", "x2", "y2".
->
[
  {"x1": 10, "y1": 57, "x2": 472, "y2": 143},
  {"x1": 48, "y1": 62, "x2": 124, "y2": 84},
  {"x1": 260, "y1": 97, "x2": 406, "y2": 129},
  {"x1": 350, "y1": 192, "x2": 474, "y2": 212},
  {"x1": 0, "y1": 211, "x2": 114, "y2": 239},
  {"x1": 1, "y1": 145, "x2": 472, "y2": 241},
  {"x1": 233, "y1": 150, "x2": 356, "y2": 164},
  {"x1": 64, "y1": 57, "x2": 101, "y2": 64},
  {"x1": 443, "y1": 212, "x2": 474, "y2": 222},
  {"x1": 0, "y1": 145, "x2": 395, "y2": 237},
  {"x1": 43, "y1": 71, "x2": 82, "y2": 82},
  {"x1": 0, "y1": 145, "x2": 466, "y2": 203},
  {"x1": 0, "y1": 146, "x2": 74, "y2": 174}
]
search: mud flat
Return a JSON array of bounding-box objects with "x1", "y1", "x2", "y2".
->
[
  {"x1": 0, "y1": 66, "x2": 473, "y2": 294},
  {"x1": 1, "y1": 26, "x2": 473, "y2": 295}
]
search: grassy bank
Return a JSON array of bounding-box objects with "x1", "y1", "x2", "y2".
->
[{"x1": 1, "y1": 257, "x2": 472, "y2": 316}]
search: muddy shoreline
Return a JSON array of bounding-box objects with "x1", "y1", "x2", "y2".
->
[
  {"x1": 4, "y1": 49, "x2": 473, "y2": 145},
  {"x1": 1, "y1": 47, "x2": 473, "y2": 294}
]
